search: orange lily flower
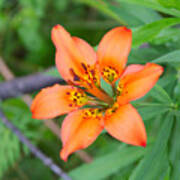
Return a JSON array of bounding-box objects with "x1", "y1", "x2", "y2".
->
[{"x1": 31, "y1": 25, "x2": 163, "y2": 161}]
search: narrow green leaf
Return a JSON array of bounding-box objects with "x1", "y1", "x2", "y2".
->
[
  {"x1": 163, "y1": 166, "x2": 171, "y2": 180},
  {"x1": 157, "y1": 0, "x2": 180, "y2": 11},
  {"x1": 149, "y1": 85, "x2": 173, "y2": 104},
  {"x1": 100, "y1": 78, "x2": 113, "y2": 97},
  {"x1": 171, "y1": 161, "x2": 180, "y2": 180},
  {"x1": 169, "y1": 116, "x2": 180, "y2": 180},
  {"x1": 130, "y1": 113, "x2": 174, "y2": 180},
  {"x1": 137, "y1": 106, "x2": 169, "y2": 121},
  {"x1": 69, "y1": 146, "x2": 145, "y2": 180},
  {"x1": 174, "y1": 80, "x2": 180, "y2": 101},
  {"x1": 75, "y1": 0, "x2": 127, "y2": 25},
  {"x1": 152, "y1": 27, "x2": 180, "y2": 45},
  {"x1": 152, "y1": 50, "x2": 180, "y2": 65},
  {"x1": 116, "y1": 0, "x2": 180, "y2": 17},
  {"x1": 109, "y1": 2, "x2": 160, "y2": 27},
  {"x1": 76, "y1": 0, "x2": 161, "y2": 27},
  {"x1": 133, "y1": 18, "x2": 180, "y2": 47},
  {"x1": 117, "y1": 1, "x2": 161, "y2": 23},
  {"x1": 158, "y1": 67, "x2": 177, "y2": 88}
]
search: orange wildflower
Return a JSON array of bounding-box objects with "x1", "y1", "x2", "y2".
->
[{"x1": 31, "y1": 25, "x2": 163, "y2": 161}]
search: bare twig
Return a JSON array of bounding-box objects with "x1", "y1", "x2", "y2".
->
[
  {"x1": 0, "y1": 109, "x2": 72, "y2": 180},
  {"x1": 0, "y1": 58, "x2": 93, "y2": 163},
  {"x1": 0, "y1": 70, "x2": 65, "y2": 100}
]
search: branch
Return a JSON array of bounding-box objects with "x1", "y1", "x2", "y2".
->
[
  {"x1": 0, "y1": 109, "x2": 72, "y2": 180},
  {"x1": 0, "y1": 71, "x2": 65, "y2": 100}
]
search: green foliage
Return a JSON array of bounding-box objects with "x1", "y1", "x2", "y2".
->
[
  {"x1": 149, "y1": 84, "x2": 173, "y2": 104},
  {"x1": 116, "y1": 0, "x2": 180, "y2": 17},
  {"x1": 133, "y1": 18, "x2": 180, "y2": 47},
  {"x1": 69, "y1": 146, "x2": 145, "y2": 180},
  {"x1": 130, "y1": 114, "x2": 173, "y2": 180},
  {"x1": 152, "y1": 50, "x2": 180, "y2": 66},
  {"x1": 76, "y1": 0, "x2": 161, "y2": 27},
  {"x1": 0, "y1": 99, "x2": 40, "y2": 178},
  {"x1": 4, "y1": 158, "x2": 54, "y2": 180}
]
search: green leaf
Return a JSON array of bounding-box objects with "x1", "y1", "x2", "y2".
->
[
  {"x1": 152, "y1": 27, "x2": 180, "y2": 45},
  {"x1": 0, "y1": 99, "x2": 40, "y2": 178},
  {"x1": 169, "y1": 116, "x2": 180, "y2": 180},
  {"x1": 149, "y1": 85, "x2": 173, "y2": 104},
  {"x1": 157, "y1": 0, "x2": 180, "y2": 11},
  {"x1": 76, "y1": 0, "x2": 161, "y2": 27},
  {"x1": 137, "y1": 105, "x2": 169, "y2": 121},
  {"x1": 100, "y1": 78, "x2": 113, "y2": 97},
  {"x1": 69, "y1": 146, "x2": 145, "y2": 180},
  {"x1": 130, "y1": 113, "x2": 174, "y2": 180},
  {"x1": 4, "y1": 158, "x2": 53, "y2": 180},
  {"x1": 158, "y1": 67, "x2": 177, "y2": 88},
  {"x1": 174, "y1": 80, "x2": 180, "y2": 101},
  {"x1": 170, "y1": 161, "x2": 180, "y2": 180},
  {"x1": 163, "y1": 166, "x2": 171, "y2": 180},
  {"x1": 152, "y1": 50, "x2": 180, "y2": 65},
  {"x1": 75, "y1": 0, "x2": 127, "y2": 25},
  {"x1": 133, "y1": 18, "x2": 180, "y2": 47},
  {"x1": 116, "y1": 2, "x2": 161, "y2": 24},
  {"x1": 108, "y1": 2, "x2": 161, "y2": 27},
  {"x1": 116, "y1": 0, "x2": 180, "y2": 17}
]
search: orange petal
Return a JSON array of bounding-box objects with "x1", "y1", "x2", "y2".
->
[
  {"x1": 52, "y1": 25, "x2": 84, "y2": 83},
  {"x1": 121, "y1": 64, "x2": 144, "y2": 78},
  {"x1": 31, "y1": 84, "x2": 87, "y2": 119},
  {"x1": 52, "y1": 25, "x2": 97, "y2": 85},
  {"x1": 97, "y1": 27, "x2": 132, "y2": 83},
  {"x1": 72, "y1": 37, "x2": 97, "y2": 65},
  {"x1": 60, "y1": 109, "x2": 104, "y2": 161},
  {"x1": 117, "y1": 63, "x2": 164, "y2": 105},
  {"x1": 105, "y1": 104, "x2": 147, "y2": 147}
]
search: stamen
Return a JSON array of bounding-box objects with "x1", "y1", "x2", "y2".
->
[
  {"x1": 102, "y1": 66, "x2": 118, "y2": 83},
  {"x1": 80, "y1": 63, "x2": 100, "y2": 86},
  {"x1": 83, "y1": 109, "x2": 103, "y2": 119},
  {"x1": 69, "y1": 68, "x2": 80, "y2": 81},
  {"x1": 66, "y1": 89, "x2": 88, "y2": 107},
  {"x1": 117, "y1": 83, "x2": 124, "y2": 96},
  {"x1": 69, "y1": 64, "x2": 99, "y2": 87},
  {"x1": 106, "y1": 103, "x2": 119, "y2": 116},
  {"x1": 81, "y1": 63, "x2": 88, "y2": 72}
]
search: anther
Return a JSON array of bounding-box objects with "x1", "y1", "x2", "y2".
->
[
  {"x1": 69, "y1": 68, "x2": 80, "y2": 81},
  {"x1": 81, "y1": 63, "x2": 88, "y2": 71},
  {"x1": 102, "y1": 66, "x2": 118, "y2": 83},
  {"x1": 67, "y1": 89, "x2": 88, "y2": 107},
  {"x1": 83, "y1": 109, "x2": 103, "y2": 119}
]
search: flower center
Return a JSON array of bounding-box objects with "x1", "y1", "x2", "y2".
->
[
  {"x1": 81, "y1": 63, "x2": 99, "y2": 86},
  {"x1": 66, "y1": 90, "x2": 88, "y2": 107},
  {"x1": 106, "y1": 103, "x2": 119, "y2": 116},
  {"x1": 69, "y1": 63, "x2": 99, "y2": 87},
  {"x1": 102, "y1": 66, "x2": 118, "y2": 83},
  {"x1": 83, "y1": 108, "x2": 103, "y2": 119}
]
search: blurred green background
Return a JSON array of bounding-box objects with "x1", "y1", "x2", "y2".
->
[
  {"x1": 0, "y1": 0, "x2": 120, "y2": 76},
  {"x1": 1, "y1": 0, "x2": 180, "y2": 180}
]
